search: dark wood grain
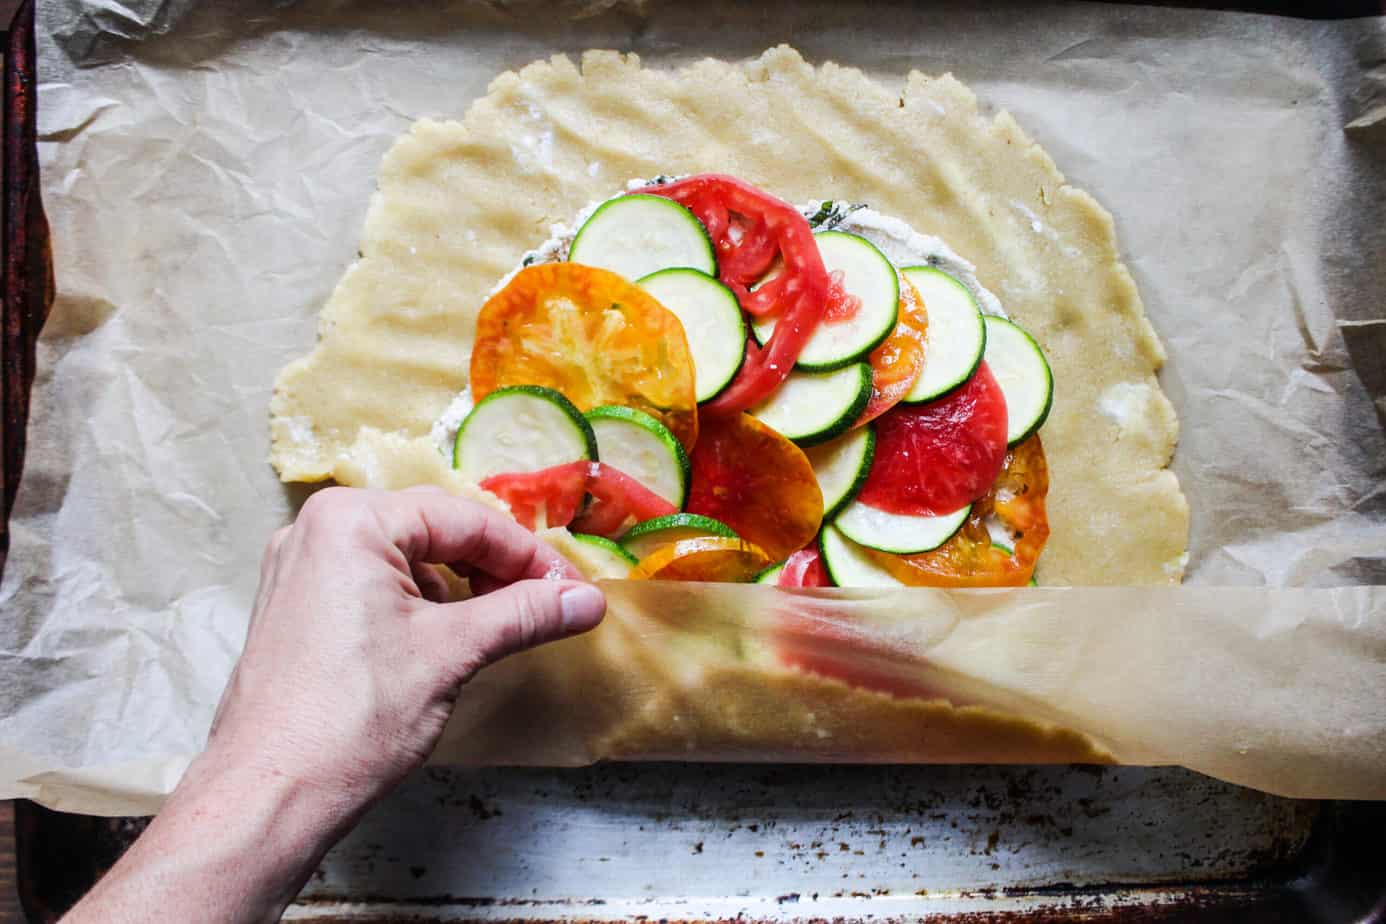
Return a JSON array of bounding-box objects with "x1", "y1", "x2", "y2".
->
[
  {"x1": 0, "y1": 801, "x2": 21, "y2": 923},
  {"x1": 1, "y1": 0, "x2": 51, "y2": 580},
  {"x1": 3, "y1": 1, "x2": 45, "y2": 920}
]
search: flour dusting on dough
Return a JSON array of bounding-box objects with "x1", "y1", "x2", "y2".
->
[
  {"x1": 281, "y1": 415, "x2": 318, "y2": 450},
  {"x1": 1099, "y1": 382, "x2": 1157, "y2": 436},
  {"x1": 431, "y1": 386, "x2": 475, "y2": 457}
]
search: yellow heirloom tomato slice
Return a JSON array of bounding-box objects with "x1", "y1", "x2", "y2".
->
[{"x1": 470, "y1": 263, "x2": 699, "y2": 452}]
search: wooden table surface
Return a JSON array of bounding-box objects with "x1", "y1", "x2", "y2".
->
[{"x1": 1, "y1": 801, "x2": 21, "y2": 922}]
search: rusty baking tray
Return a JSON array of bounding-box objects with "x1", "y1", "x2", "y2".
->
[
  {"x1": 4, "y1": 0, "x2": 1385, "y2": 920},
  {"x1": 11, "y1": 767, "x2": 1386, "y2": 922}
]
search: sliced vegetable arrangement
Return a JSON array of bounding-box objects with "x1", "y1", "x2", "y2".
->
[{"x1": 449, "y1": 174, "x2": 1056, "y2": 587}]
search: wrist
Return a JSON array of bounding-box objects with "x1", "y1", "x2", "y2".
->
[
  {"x1": 150, "y1": 749, "x2": 359, "y2": 916},
  {"x1": 65, "y1": 746, "x2": 364, "y2": 924},
  {"x1": 182, "y1": 740, "x2": 366, "y2": 834}
]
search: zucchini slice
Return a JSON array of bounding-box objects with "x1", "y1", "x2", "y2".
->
[
  {"x1": 818, "y1": 525, "x2": 905, "y2": 588},
  {"x1": 620, "y1": 512, "x2": 740, "y2": 561},
  {"x1": 637, "y1": 268, "x2": 746, "y2": 403},
  {"x1": 833, "y1": 499, "x2": 971, "y2": 555},
  {"x1": 803, "y1": 425, "x2": 875, "y2": 522},
  {"x1": 753, "y1": 231, "x2": 899, "y2": 371},
  {"x1": 569, "y1": 194, "x2": 716, "y2": 281},
  {"x1": 749, "y1": 362, "x2": 871, "y2": 447},
  {"x1": 983, "y1": 316, "x2": 1054, "y2": 445},
  {"x1": 900, "y1": 266, "x2": 987, "y2": 404},
  {"x1": 585, "y1": 405, "x2": 689, "y2": 507},
  {"x1": 453, "y1": 385, "x2": 596, "y2": 483},
  {"x1": 754, "y1": 562, "x2": 786, "y2": 585},
  {"x1": 571, "y1": 533, "x2": 639, "y2": 576}
]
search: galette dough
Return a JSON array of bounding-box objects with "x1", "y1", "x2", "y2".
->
[{"x1": 270, "y1": 45, "x2": 1189, "y2": 586}]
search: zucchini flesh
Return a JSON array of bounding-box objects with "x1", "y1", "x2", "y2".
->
[
  {"x1": 571, "y1": 533, "x2": 639, "y2": 577},
  {"x1": 753, "y1": 231, "x2": 899, "y2": 371},
  {"x1": 620, "y1": 512, "x2": 739, "y2": 560},
  {"x1": 803, "y1": 426, "x2": 875, "y2": 521},
  {"x1": 900, "y1": 266, "x2": 986, "y2": 404},
  {"x1": 818, "y1": 525, "x2": 904, "y2": 588},
  {"x1": 585, "y1": 405, "x2": 689, "y2": 507},
  {"x1": 637, "y1": 268, "x2": 746, "y2": 403},
  {"x1": 754, "y1": 563, "x2": 786, "y2": 585},
  {"x1": 833, "y1": 499, "x2": 970, "y2": 555},
  {"x1": 569, "y1": 194, "x2": 715, "y2": 281},
  {"x1": 749, "y1": 362, "x2": 871, "y2": 446},
  {"x1": 453, "y1": 385, "x2": 595, "y2": 483},
  {"x1": 982, "y1": 315, "x2": 1054, "y2": 445}
]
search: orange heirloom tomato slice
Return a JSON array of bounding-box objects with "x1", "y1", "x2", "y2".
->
[
  {"x1": 470, "y1": 263, "x2": 699, "y2": 452},
  {"x1": 866, "y1": 434, "x2": 1050, "y2": 587},
  {"x1": 685, "y1": 413, "x2": 825, "y2": 562},
  {"x1": 629, "y1": 536, "x2": 771, "y2": 582},
  {"x1": 854, "y1": 274, "x2": 928, "y2": 428}
]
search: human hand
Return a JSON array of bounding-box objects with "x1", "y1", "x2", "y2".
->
[
  {"x1": 64, "y1": 486, "x2": 604, "y2": 924},
  {"x1": 206, "y1": 485, "x2": 604, "y2": 810}
]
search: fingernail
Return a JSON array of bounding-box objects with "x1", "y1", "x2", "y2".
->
[{"x1": 559, "y1": 583, "x2": 605, "y2": 633}]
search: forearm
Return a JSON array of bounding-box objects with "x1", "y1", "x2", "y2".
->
[
  {"x1": 61, "y1": 489, "x2": 603, "y2": 921},
  {"x1": 63, "y1": 748, "x2": 357, "y2": 924}
]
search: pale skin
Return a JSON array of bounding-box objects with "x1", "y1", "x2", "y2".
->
[{"x1": 62, "y1": 486, "x2": 607, "y2": 924}]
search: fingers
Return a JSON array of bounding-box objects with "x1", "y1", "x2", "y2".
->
[
  {"x1": 376, "y1": 490, "x2": 582, "y2": 579},
  {"x1": 416, "y1": 579, "x2": 605, "y2": 683},
  {"x1": 292, "y1": 487, "x2": 582, "y2": 582},
  {"x1": 411, "y1": 562, "x2": 455, "y2": 604}
]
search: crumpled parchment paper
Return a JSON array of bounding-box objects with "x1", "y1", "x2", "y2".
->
[{"x1": 1, "y1": 0, "x2": 1383, "y2": 814}]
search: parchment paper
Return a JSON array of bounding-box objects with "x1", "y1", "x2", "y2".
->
[{"x1": 1, "y1": 0, "x2": 1383, "y2": 814}]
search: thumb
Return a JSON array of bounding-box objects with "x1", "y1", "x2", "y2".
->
[{"x1": 421, "y1": 579, "x2": 606, "y2": 683}]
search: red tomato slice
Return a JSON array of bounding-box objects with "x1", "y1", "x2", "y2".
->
[
  {"x1": 685, "y1": 413, "x2": 824, "y2": 562},
  {"x1": 853, "y1": 274, "x2": 928, "y2": 428},
  {"x1": 479, "y1": 462, "x2": 589, "y2": 531},
  {"x1": 866, "y1": 435, "x2": 1050, "y2": 587},
  {"x1": 482, "y1": 461, "x2": 676, "y2": 535},
  {"x1": 823, "y1": 269, "x2": 863, "y2": 323},
  {"x1": 856, "y1": 363, "x2": 1009, "y2": 515},
  {"x1": 570, "y1": 464, "x2": 678, "y2": 538},
  {"x1": 778, "y1": 546, "x2": 832, "y2": 588},
  {"x1": 641, "y1": 175, "x2": 830, "y2": 413}
]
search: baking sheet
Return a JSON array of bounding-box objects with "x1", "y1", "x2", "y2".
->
[
  {"x1": 295, "y1": 763, "x2": 1319, "y2": 917},
  {"x1": 1, "y1": 0, "x2": 1383, "y2": 814}
]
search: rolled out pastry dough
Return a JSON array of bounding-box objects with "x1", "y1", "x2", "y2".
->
[{"x1": 269, "y1": 47, "x2": 1190, "y2": 764}]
